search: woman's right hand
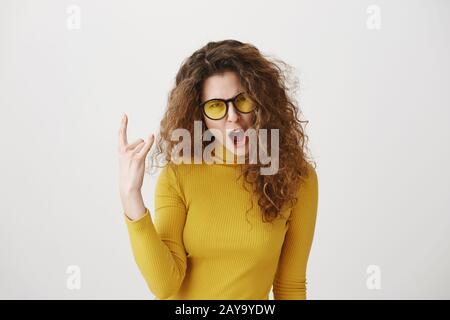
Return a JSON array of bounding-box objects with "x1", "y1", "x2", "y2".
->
[{"x1": 118, "y1": 113, "x2": 154, "y2": 218}]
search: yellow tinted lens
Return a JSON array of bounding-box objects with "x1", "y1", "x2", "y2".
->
[
  {"x1": 204, "y1": 100, "x2": 226, "y2": 119},
  {"x1": 235, "y1": 94, "x2": 254, "y2": 113}
]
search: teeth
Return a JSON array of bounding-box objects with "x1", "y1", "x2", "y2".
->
[
  {"x1": 228, "y1": 128, "x2": 246, "y2": 146},
  {"x1": 228, "y1": 128, "x2": 244, "y2": 138}
]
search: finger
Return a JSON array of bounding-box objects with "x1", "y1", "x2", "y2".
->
[
  {"x1": 119, "y1": 113, "x2": 128, "y2": 147},
  {"x1": 133, "y1": 141, "x2": 146, "y2": 154},
  {"x1": 125, "y1": 138, "x2": 144, "y2": 151},
  {"x1": 137, "y1": 134, "x2": 155, "y2": 158}
]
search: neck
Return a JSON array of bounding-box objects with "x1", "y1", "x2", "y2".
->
[{"x1": 213, "y1": 141, "x2": 246, "y2": 165}]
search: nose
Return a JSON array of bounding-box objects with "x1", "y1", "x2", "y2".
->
[{"x1": 226, "y1": 101, "x2": 240, "y2": 122}]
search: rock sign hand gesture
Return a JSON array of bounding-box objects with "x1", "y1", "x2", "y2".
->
[{"x1": 118, "y1": 113, "x2": 154, "y2": 220}]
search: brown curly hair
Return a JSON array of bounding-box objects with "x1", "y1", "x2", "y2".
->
[{"x1": 148, "y1": 39, "x2": 315, "y2": 223}]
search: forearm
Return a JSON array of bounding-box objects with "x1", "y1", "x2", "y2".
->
[{"x1": 121, "y1": 189, "x2": 146, "y2": 221}]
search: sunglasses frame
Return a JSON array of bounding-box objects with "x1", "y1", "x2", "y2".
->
[{"x1": 199, "y1": 92, "x2": 256, "y2": 120}]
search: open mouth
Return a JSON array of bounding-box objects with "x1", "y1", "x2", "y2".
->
[{"x1": 228, "y1": 128, "x2": 248, "y2": 148}]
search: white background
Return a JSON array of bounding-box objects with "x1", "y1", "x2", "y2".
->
[{"x1": 0, "y1": 0, "x2": 449, "y2": 299}]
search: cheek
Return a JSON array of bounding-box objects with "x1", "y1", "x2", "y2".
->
[
  {"x1": 242, "y1": 113, "x2": 255, "y2": 126},
  {"x1": 204, "y1": 118, "x2": 213, "y2": 131},
  {"x1": 204, "y1": 117, "x2": 222, "y2": 131},
  {"x1": 204, "y1": 118, "x2": 226, "y2": 139}
]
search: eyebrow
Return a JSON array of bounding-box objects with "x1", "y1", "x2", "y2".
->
[{"x1": 201, "y1": 92, "x2": 244, "y2": 104}]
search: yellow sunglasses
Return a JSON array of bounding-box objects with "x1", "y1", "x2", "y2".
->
[{"x1": 199, "y1": 92, "x2": 256, "y2": 120}]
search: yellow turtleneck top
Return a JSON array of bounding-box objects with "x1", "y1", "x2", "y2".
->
[{"x1": 123, "y1": 145, "x2": 318, "y2": 300}]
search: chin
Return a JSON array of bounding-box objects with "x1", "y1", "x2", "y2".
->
[{"x1": 225, "y1": 136, "x2": 248, "y2": 156}]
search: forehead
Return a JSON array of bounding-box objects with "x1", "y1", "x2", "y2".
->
[{"x1": 201, "y1": 70, "x2": 243, "y2": 102}]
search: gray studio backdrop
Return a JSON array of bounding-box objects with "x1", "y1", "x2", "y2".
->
[{"x1": 0, "y1": 0, "x2": 449, "y2": 299}]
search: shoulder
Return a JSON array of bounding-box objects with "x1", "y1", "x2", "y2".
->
[
  {"x1": 304, "y1": 162, "x2": 318, "y2": 186},
  {"x1": 155, "y1": 162, "x2": 186, "y2": 199},
  {"x1": 297, "y1": 162, "x2": 318, "y2": 199},
  {"x1": 156, "y1": 162, "x2": 180, "y2": 186},
  {"x1": 286, "y1": 162, "x2": 319, "y2": 222}
]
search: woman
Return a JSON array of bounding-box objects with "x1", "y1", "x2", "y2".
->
[{"x1": 118, "y1": 39, "x2": 318, "y2": 300}]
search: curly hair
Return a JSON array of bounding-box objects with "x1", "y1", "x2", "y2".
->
[{"x1": 148, "y1": 39, "x2": 315, "y2": 223}]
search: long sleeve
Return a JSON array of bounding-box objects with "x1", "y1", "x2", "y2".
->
[
  {"x1": 273, "y1": 164, "x2": 319, "y2": 300},
  {"x1": 124, "y1": 163, "x2": 187, "y2": 299}
]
